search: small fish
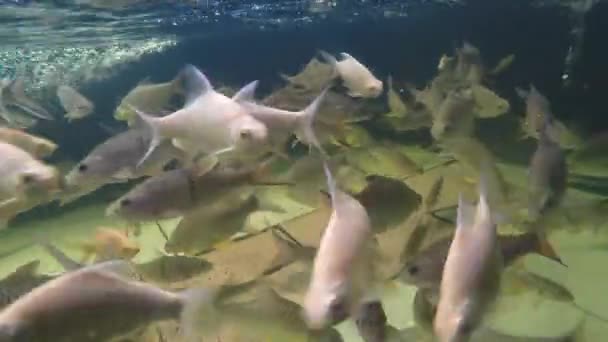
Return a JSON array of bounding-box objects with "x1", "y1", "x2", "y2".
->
[
  {"x1": 319, "y1": 51, "x2": 383, "y2": 98},
  {"x1": 303, "y1": 163, "x2": 375, "y2": 330},
  {"x1": 114, "y1": 71, "x2": 184, "y2": 125},
  {"x1": 434, "y1": 169, "x2": 502, "y2": 342},
  {"x1": 430, "y1": 88, "x2": 476, "y2": 141},
  {"x1": 489, "y1": 54, "x2": 515, "y2": 76},
  {"x1": 279, "y1": 56, "x2": 335, "y2": 92},
  {"x1": 0, "y1": 265, "x2": 215, "y2": 342},
  {"x1": 164, "y1": 193, "x2": 266, "y2": 255},
  {"x1": 0, "y1": 142, "x2": 60, "y2": 227},
  {"x1": 355, "y1": 174, "x2": 422, "y2": 233},
  {"x1": 0, "y1": 261, "x2": 53, "y2": 309},
  {"x1": 528, "y1": 111, "x2": 567, "y2": 221},
  {"x1": 0, "y1": 127, "x2": 57, "y2": 159},
  {"x1": 2, "y1": 78, "x2": 54, "y2": 121},
  {"x1": 135, "y1": 253, "x2": 213, "y2": 283},
  {"x1": 63, "y1": 128, "x2": 183, "y2": 204},
  {"x1": 107, "y1": 156, "x2": 281, "y2": 222},
  {"x1": 509, "y1": 270, "x2": 607, "y2": 323},
  {"x1": 399, "y1": 231, "x2": 563, "y2": 291},
  {"x1": 354, "y1": 300, "x2": 389, "y2": 342},
  {"x1": 454, "y1": 42, "x2": 485, "y2": 85},
  {"x1": 471, "y1": 85, "x2": 510, "y2": 119},
  {"x1": 134, "y1": 64, "x2": 269, "y2": 167},
  {"x1": 516, "y1": 84, "x2": 550, "y2": 140},
  {"x1": 78, "y1": 227, "x2": 140, "y2": 263},
  {"x1": 56, "y1": 85, "x2": 94, "y2": 122},
  {"x1": 386, "y1": 75, "x2": 408, "y2": 117}
]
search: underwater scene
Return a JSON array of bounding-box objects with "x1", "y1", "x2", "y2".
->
[{"x1": 1, "y1": 0, "x2": 608, "y2": 341}]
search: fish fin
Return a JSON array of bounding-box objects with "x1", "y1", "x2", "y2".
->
[
  {"x1": 318, "y1": 50, "x2": 338, "y2": 66},
  {"x1": 179, "y1": 64, "x2": 213, "y2": 107},
  {"x1": 178, "y1": 287, "x2": 218, "y2": 342},
  {"x1": 265, "y1": 226, "x2": 303, "y2": 275},
  {"x1": 423, "y1": 175, "x2": 444, "y2": 210},
  {"x1": 514, "y1": 86, "x2": 528, "y2": 100},
  {"x1": 533, "y1": 233, "x2": 566, "y2": 266},
  {"x1": 476, "y1": 161, "x2": 493, "y2": 223},
  {"x1": 232, "y1": 80, "x2": 258, "y2": 102},
  {"x1": 40, "y1": 241, "x2": 84, "y2": 271},
  {"x1": 131, "y1": 105, "x2": 164, "y2": 169},
  {"x1": 323, "y1": 162, "x2": 338, "y2": 209},
  {"x1": 249, "y1": 156, "x2": 292, "y2": 187},
  {"x1": 192, "y1": 153, "x2": 219, "y2": 177},
  {"x1": 456, "y1": 193, "x2": 476, "y2": 230},
  {"x1": 278, "y1": 73, "x2": 293, "y2": 83},
  {"x1": 339, "y1": 52, "x2": 354, "y2": 60},
  {"x1": 5, "y1": 260, "x2": 41, "y2": 283},
  {"x1": 295, "y1": 87, "x2": 329, "y2": 156}
]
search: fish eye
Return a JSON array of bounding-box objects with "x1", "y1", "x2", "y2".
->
[
  {"x1": 119, "y1": 199, "x2": 132, "y2": 207},
  {"x1": 328, "y1": 298, "x2": 349, "y2": 325},
  {"x1": 21, "y1": 174, "x2": 34, "y2": 184},
  {"x1": 407, "y1": 264, "x2": 419, "y2": 276},
  {"x1": 78, "y1": 164, "x2": 88, "y2": 172},
  {"x1": 240, "y1": 130, "x2": 252, "y2": 140}
]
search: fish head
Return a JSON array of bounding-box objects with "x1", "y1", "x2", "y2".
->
[
  {"x1": 106, "y1": 189, "x2": 173, "y2": 221},
  {"x1": 364, "y1": 79, "x2": 384, "y2": 98},
  {"x1": 434, "y1": 312, "x2": 475, "y2": 342},
  {"x1": 303, "y1": 282, "x2": 350, "y2": 330},
  {"x1": 231, "y1": 116, "x2": 269, "y2": 153},
  {"x1": 398, "y1": 254, "x2": 443, "y2": 290},
  {"x1": 65, "y1": 155, "x2": 110, "y2": 188},
  {"x1": 18, "y1": 164, "x2": 61, "y2": 197},
  {"x1": 120, "y1": 243, "x2": 140, "y2": 259}
]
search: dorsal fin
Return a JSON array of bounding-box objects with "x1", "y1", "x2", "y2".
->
[
  {"x1": 232, "y1": 80, "x2": 258, "y2": 103},
  {"x1": 456, "y1": 194, "x2": 475, "y2": 230},
  {"x1": 3, "y1": 260, "x2": 40, "y2": 284},
  {"x1": 179, "y1": 64, "x2": 213, "y2": 107}
]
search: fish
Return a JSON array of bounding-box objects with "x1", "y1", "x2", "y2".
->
[
  {"x1": 78, "y1": 227, "x2": 140, "y2": 263},
  {"x1": 399, "y1": 231, "x2": 563, "y2": 291},
  {"x1": 279, "y1": 56, "x2": 335, "y2": 92},
  {"x1": 509, "y1": 270, "x2": 607, "y2": 323},
  {"x1": 354, "y1": 174, "x2": 422, "y2": 233},
  {"x1": 453, "y1": 42, "x2": 485, "y2": 85},
  {"x1": 62, "y1": 128, "x2": 183, "y2": 204},
  {"x1": 434, "y1": 170, "x2": 503, "y2": 342},
  {"x1": 0, "y1": 142, "x2": 60, "y2": 227},
  {"x1": 385, "y1": 75, "x2": 408, "y2": 117},
  {"x1": 0, "y1": 265, "x2": 215, "y2": 342},
  {"x1": 319, "y1": 51, "x2": 383, "y2": 98},
  {"x1": 0, "y1": 261, "x2": 54, "y2": 309},
  {"x1": 488, "y1": 54, "x2": 515, "y2": 76},
  {"x1": 135, "y1": 253, "x2": 213, "y2": 284},
  {"x1": 56, "y1": 85, "x2": 94, "y2": 122},
  {"x1": 133, "y1": 64, "x2": 269, "y2": 167},
  {"x1": 430, "y1": 88, "x2": 476, "y2": 141},
  {"x1": 114, "y1": 71, "x2": 185, "y2": 125},
  {"x1": 528, "y1": 111, "x2": 567, "y2": 221},
  {"x1": 107, "y1": 156, "x2": 280, "y2": 222},
  {"x1": 345, "y1": 144, "x2": 422, "y2": 179},
  {"x1": 0, "y1": 127, "x2": 57, "y2": 159},
  {"x1": 1, "y1": 78, "x2": 54, "y2": 121},
  {"x1": 164, "y1": 193, "x2": 266, "y2": 255},
  {"x1": 303, "y1": 163, "x2": 375, "y2": 330},
  {"x1": 470, "y1": 85, "x2": 510, "y2": 119},
  {"x1": 354, "y1": 300, "x2": 390, "y2": 342}
]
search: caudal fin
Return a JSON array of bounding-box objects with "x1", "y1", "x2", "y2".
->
[
  {"x1": 178, "y1": 287, "x2": 218, "y2": 342},
  {"x1": 130, "y1": 105, "x2": 164, "y2": 169},
  {"x1": 533, "y1": 233, "x2": 566, "y2": 266},
  {"x1": 296, "y1": 87, "x2": 329, "y2": 157}
]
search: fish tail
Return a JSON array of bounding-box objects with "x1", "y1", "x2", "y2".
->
[
  {"x1": 178, "y1": 287, "x2": 218, "y2": 342},
  {"x1": 318, "y1": 50, "x2": 338, "y2": 67},
  {"x1": 533, "y1": 232, "x2": 566, "y2": 266},
  {"x1": 131, "y1": 105, "x2": 164, "y2": 169},
  {"x1": 297, "y1": 87, "x2": 329, "y2": 157}
]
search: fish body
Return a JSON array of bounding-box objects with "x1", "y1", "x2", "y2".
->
[
  {"x1": 0, "y1": 267, "x2": 213, "y2": 342},
  {"x1": 80, "y1": 227, "x2": 140, "y2": 262},
  {"x1": 303, "y1": 164, "x2": 374, "y2": 329},
  {"x1": 114, "y1": 72, "x2": 184, "y2": 124},
  {"x1": 399, "y1": 232, "x2": 562, "y2": 291},
  {"x1": 431, "y1": 88, "x2": 475, "y2": 141},
  {"x1": 0, "y1": 127, "x2": 56, "y2": 159},
  {"x1": 434, "y1": 176, "x2": 502, "y2": 342},
  {"x1": 63, "y1": 128, "x2": 182, "y2": 204},
  {"x1": 528, "y1": 113, "x2": 567, "y2": 220},
  {"x1": 319, "y1": 51, "x2": 383, "y2": 98},
  {"x1": 135, "y1": 254, "x2": 212, "y2": 283},
  {"x1": 2, "y1": 78, "x2": 54, "y2": 121},
  {"x1": 134, "y1": 65, "x2": 269, "y2": 166},
  {"x1": 0, "y1": 261, "x2": 53, "y2": 310},
  {"x1": 56, "y1": 85, "x2": 94, "y2": 121}
]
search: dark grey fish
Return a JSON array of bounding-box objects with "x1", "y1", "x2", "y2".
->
[
  {"x1": 0, "y1": 261, "x2": 53, "y2": 309},
  {"x1": 135, "y1": 254, "x2": 213, "y2": 283},
  {"x1": 528, "y1": 111, "x2": 567, "y2": 220},
  {"x1": 62, "y1": 128, "x2": 183, "y2": 205},
  {"x1": 355, "y1": 300, "x2": 389, "y2": 342}
]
